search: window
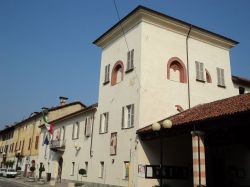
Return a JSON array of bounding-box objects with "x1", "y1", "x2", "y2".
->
[
  {"x1": 71, "y1": 162, "x2": 75, "y2": 176},
  {"x1": 126, "y1": 49, "x2": 134, "y2": 72},
  {"x1": 84, "y1": 162, "x2": 88, "y2": 177},
  {"x1": 99, "y1": 112, "x2": 109, "y2": 134},
  {"x1": 123, "y1": 161, "x2": 130, "y2": 180},
  {"x1": 72, "y1": 122, "x2": 79, "y2": 140},
  {"x1": 195, "y1": 61, "x2": 205, "y2": 81},
  {"x1": 60, "y1": 127, "x2": 65, "y2": 140},
  {"x1": 217, "y1": 68, "x2": 225, "y2": 87},
  {"x1": 239, "y1": 87, "x2": 245, "y2": 95},
  {"x1": 122, "y1": 104, "x2": 134, "y2": 129},
  {"x1": 167, "y1": 57, "x2": 187, "y2": 83},
  {"x1": 85, "y1": 117, "x2": 92, "y2": 137},
  {"x1": 111, "y1": 61, "x2": 124, "y2": 86},
  {"x1": 103, "y1": 64, "x2": 110, "y2": 84},
  {"x1": 28, "y1": 138, "x2": 32, "y2": 150},
  {"x1": 99, "y1": 162, "x2": 104, "y2": 178},
  {"x1": 35, "y1": 136, "x2": 39, "y2": 149}
]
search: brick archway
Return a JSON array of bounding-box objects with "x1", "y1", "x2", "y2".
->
[
  {"x1": 111, "y1": 61, "x2": 124, "y2": 86},
  {"x1": 167, "y1": 57, "x2": 187, "y2": 83}
]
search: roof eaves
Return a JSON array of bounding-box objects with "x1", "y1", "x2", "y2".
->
[{"x1": 93, "y1": 5, "x2": 238, "y2": 46}]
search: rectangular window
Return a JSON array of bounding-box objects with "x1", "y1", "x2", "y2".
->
[
  {"x1": 195, "y1": 61, "x2": 204, "y2": 81},
  {"x1": 126, "y1": 49, "x2": 134, "y2": 72},
  {"x1": 123, "y1": 161, "x2": 130, "y2": 180},
  {"x1": 99, "y1": 161, "x2": 104, "y2": 178},
  {"x1": 35, "y1": 136, "x2": 39, "y2": 149},
  {"x1": 28, "y1": 138, "x2": 32, "y2": 150},
  {"x1": 217, "y1": 67, "x2": 225, "y2": 87},
  {"x1": 122, "y1": 104, "x2": 134, "y2": 129},
  {"x1": 72, "y1": 122, "x2": 79, "y2": 140},
  {"x1": 99, "y1": 112, "x2": 109, "y2": 134},
  {"x1": 85, "y1": 162, "x2": 88, "y2": 177},
  {"x1": 104, "y1": 64, "x2": 110, "y2": 84},
  {"x1": 71, "y1": 162, "x2": 75, "y2": 176},
  {"x1": 85, "y1": 117, "x2": 92, "y2": 137}
]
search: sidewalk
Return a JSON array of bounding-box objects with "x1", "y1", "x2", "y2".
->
[{"x1": 0, "y1": 176, "x2": 70, "y2": 187}]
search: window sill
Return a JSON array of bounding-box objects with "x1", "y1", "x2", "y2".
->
[
  {"x1": 99, "y1": 131, "x2": 108, "y2": 135},
  {"x1": 122, "y1": 126, "x2": 134, "y2": 130},
  {"x1": 217, "y1": 85, "x2": 226, "y2": 88},
  {"x1": 72, "y1": 137, "x2": 79, "y2": 140},
  {"x1": 125, "y1": 68, "x2": 134, "y2": 74},
  {"x1": 103, "y1": 81, "x2": 110, "y2": 85},
  {"x1": 196, "y1": 79, "x2": 205, "y2": 83}
]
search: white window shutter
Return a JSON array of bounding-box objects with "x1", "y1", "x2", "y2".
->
[
  {"x1": 72, "y1": 124, "x2": 75, "y2": 139},
  {"x1": 195, "y1": 61, "x2": 199, "y2": 80},
  {"x1": 200, "y1": 63, "x2": 204, "y2": 81},
  {"x1": 131, "y1": 49, "x2": 134, "y2": 69},
  {"x1": 105, "y1": 113, "x2": 109, "y2": 133},
  {"x1": 99, "y1": 114, "x2": 102, "y2": 133},
  {"x1": 221, "y1": 69, "x2": 225, "y2": 86},
  {"x1": 131, "y1": 104, "x2": 134, "y2": 127},
  {"x1": 217, "y1": 68, "x2": 220, "y2": 85},
  {"x1": 121, "y1": 107, "x2": 125, "y2": 129},
  {"x1": 127, "y1": 51, "x2": 130, "y2": 70}
]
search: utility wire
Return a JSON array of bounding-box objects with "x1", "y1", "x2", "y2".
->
[{"x1": 113, "y1": 0, "x2": 130, "y2": 52}]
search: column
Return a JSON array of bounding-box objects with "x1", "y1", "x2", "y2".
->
[{"x1": 191, "y1": 131, "x2": 206, "y2": 187}]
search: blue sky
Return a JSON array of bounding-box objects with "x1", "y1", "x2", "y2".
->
[{"x1": 0, "y1": 0, "x2": 250, "y2": 128}]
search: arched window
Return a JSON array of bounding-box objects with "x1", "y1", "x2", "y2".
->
[
  {"x1": 167, "y1": 57, "x2": 187, "y2": 83},
  {"x1": 205, "y1": 69, "x2": 212, "y2": 83},
  {"x1": 111, "y1": 61, "x2": 124, "y2": 86}
]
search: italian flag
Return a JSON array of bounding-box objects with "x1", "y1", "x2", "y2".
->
[{"x1": 42, "y1": 110, "x2": 54, "y2": 135}]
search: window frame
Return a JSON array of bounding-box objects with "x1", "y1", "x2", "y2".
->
[
  {"x1": 103, "y1": 64, "x2": 110, "y2": 85},
  {"x1": 217, "y1": 67, "x2": 226, "y2": 87},
  {"x1": 99, "y1": 112, "x2": 109, "y2": 134},
  {"x1": 123, "y1": 161, "x2": 130, "y2": 180},
  {"x1": 72, "y1": 122, "x2": 80, "y2": 140},
  {"x1": 122, "y1": 104, "x2": 135, "y2": 129},
  {"x1": 195, "y1": 61, "x2": 205, "y2": 82},
  {"x1": 125, "y1": 49, "x2": 134, "y2": 73},
  {"x1": 99, "y1": 161, "x2": 104, "y2": 178}
]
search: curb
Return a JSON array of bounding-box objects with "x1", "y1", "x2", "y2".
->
[{"x1": 0, "y1": 177, "x2": 50, "y2": 187}]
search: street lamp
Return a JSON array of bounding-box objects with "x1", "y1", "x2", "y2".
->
[{"x1": 152, "y1": 119, "x2": 172, "y2": 187}]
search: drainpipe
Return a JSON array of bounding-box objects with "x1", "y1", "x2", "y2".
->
[
  {"x1": 186, "y1": 25, "x2": 192, "y2": 109},
  {"x1": 89, "y1": 108, "x2": 97, "y2": 158}
]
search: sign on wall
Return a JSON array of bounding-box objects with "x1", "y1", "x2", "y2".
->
[{"x1": 138, "y1": 164, "x2": 146, "y2": 177}]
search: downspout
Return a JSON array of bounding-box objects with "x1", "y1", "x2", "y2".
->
[
  {"x1": 89, "y1": 108, "x2": 97, "y2": 158},
  {"x1": 186, "y1": 25, "x2": 192, "y2": 109}
]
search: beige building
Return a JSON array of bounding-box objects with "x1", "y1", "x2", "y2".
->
[
  {"x1": 38, "y1": 5, "x2": 250, "y2": 187},
  {"x1": 0, "y1": 97, "x2": 85, "y2": 176}
]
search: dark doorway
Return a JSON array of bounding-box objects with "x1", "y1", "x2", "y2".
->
[{"x1": 205, "y1": 125, "x2": 250, "y2": 187}]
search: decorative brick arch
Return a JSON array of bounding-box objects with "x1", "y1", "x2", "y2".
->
[
  {"x1": 111, "y1": 61, "x2": 124, "y2": 86},
  {"x1": 167, "y1": 57, "x2": 187, "y2": 83}
]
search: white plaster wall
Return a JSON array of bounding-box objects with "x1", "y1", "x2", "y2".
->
[
  {"x1": 91, "y1": 23, "x2": 142, "y2": 187},
  {"x1": 37, "y1": 111, "x2": 95, "y2": 181},
  {"x1": 139, "y1": 21, "x2": 236, "y2": 128}
]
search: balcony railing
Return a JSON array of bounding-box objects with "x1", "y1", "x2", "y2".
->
[{"x1": 50, "y1": 139, "x2": 66, "y2": 150}]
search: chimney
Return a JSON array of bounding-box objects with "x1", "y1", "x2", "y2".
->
[{"x1": 59, "y1": 96, "x2": 68, "y2": 106}]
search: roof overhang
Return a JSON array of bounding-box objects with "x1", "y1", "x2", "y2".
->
[{"x1": 93, "y1": 6, "x2": 238, "y2": 49}]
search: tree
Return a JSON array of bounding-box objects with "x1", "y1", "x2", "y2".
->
[{"x1": 78, "y1": 168, "x2": 86, "y2": 182}]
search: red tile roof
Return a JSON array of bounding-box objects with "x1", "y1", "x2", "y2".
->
[{"x1": 137, "y1": 93, "x2": 250, "y2": 134}]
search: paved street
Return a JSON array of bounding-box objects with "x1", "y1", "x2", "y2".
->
[{"x1": 0, "y1": 178, "x2": 27, "y2": 187}]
